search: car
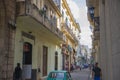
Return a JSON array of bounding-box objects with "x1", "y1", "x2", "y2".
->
[
  {"x1": 83, "y1": 64, "x2": 89, "y2": 68},
  {"x1": 46, "y1": 70, "x2": 72, "y2": 80}
]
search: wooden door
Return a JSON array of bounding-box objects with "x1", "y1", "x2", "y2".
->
[{"x1": 42, "y1": 46, "x2": 48, "y2": 76}]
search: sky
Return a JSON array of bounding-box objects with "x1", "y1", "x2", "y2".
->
[{"x1": 67, "y1": 0, "x2": 93, "y2": 48}]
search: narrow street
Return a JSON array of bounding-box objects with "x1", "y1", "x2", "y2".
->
[
  {"x1": 71, "y1": 68, "x2": 91, "y2": 80},
  {"x1": 1, "y1": 0, "x2": 120, "y2": 80}
]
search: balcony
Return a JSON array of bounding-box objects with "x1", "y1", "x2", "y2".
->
[
  {"x1": 94, "y1": 26, "x2": 100, "y2": 40},
  {"x1": 62, "y1": 43, "x2": 70, "y2": 55},
  {"x1": 16, "y1": 0, "x2": 64, "y2": 41},
  {"x1": 61, "y1": 23, "x2": 78, "y2": 43},
  {"x1": 86, "y1": 0, "x2": 98, "y2": 7},
  {"x1": 92, "y1": 49, "x2": 96, "y2": 53},
  {"x1": 94, "y1": 31, "x2": 100, "y2": 39},
  {"x1": 86, "y1": 0, "x2": 94, "y2": 7},
  {"x1": 93, "y1": 38, "x2": 99, "y2": 46}
]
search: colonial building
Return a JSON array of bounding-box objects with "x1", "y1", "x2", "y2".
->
[
  {"x1": 86, "y1": 0, "x2": 100, "y2": 63},
  {"x1": 0, "y1": 0, "x2": 16, "y2": 80},
  {"x1": 60, "y1": 0, "x2": 81, "y2": 71},
  {"x1": 15, "y1": 0, "x2": 64, "y2": 80},
  {"x1": 0, "y1": 0, "x2": 81, "y2": 80},
  {"x1": 86, "y1": 0, "x2": 120, "y2": 80}
]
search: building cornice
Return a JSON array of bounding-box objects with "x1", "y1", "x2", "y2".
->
[{"x1": 62, "y1": 0, "x2": 79, "y2": 29}]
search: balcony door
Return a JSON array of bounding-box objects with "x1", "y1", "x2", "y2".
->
[
  {"x1": 42, "y1": 46, "x2": 48, "y2": 76},
  {"x1": 55, "y1": 51, "x2": 58, "y2": 70}
]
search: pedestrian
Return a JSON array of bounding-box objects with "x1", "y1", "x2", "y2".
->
[
  {"x1": 70, "y1": 64, "x2": 74, "y2": 72},
  {"x1": 79, "y1": 66, "x2": 81, "y2": 71},
  {"x1": 13, "y1": 63, "x2": 22, "y2": 80},
  {"x1": 92, "y1": 62, "x2": 102, "y2": 80},
  {"x1": 65, "y1": 63, "x2": 68, "y2": 71}
]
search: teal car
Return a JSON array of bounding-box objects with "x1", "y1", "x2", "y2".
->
[{"x1": 46, "y1": 70, "x2": 72, "y2": 80}]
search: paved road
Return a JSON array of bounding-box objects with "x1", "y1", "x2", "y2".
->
[{"x1": 70, "y1": 68, "x2": 91, "y2": 80}]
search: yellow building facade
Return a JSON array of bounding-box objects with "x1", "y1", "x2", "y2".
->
[
  {"x1": 14, "y1": 0, "x2": 80, "y2": 80},
  {"x1": 61, "y1": 0, "x2": 80, "y2": 71},
  {"x1": 15, "y1": 0, "x2": 64, "y2": 80}
]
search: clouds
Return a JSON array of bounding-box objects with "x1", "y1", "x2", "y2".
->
[
  {"x1": 67, "y1": 0, "x2": 92, "y2": 48},
  {"x1": 67, "y1": 0, "x2": 80, "y2": 19}
]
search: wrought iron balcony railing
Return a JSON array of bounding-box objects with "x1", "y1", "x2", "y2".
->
[
  {"x1": 16, "y1": 0, "x2": 64, "y2": 40},
  {"x1": 61, "y1": 23, "x2": 78, "y2": 42}
]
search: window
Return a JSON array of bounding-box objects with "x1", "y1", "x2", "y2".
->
[
  {"x1": 62, "y1": 11, "x2": 64, "y2": 18},
  {"x1": 56, "y1": 73, "x2": 64, "y2": 79},
  {"x1": 50, "y1": 72, "x2": 64, "y2": 79},
  {"x1": 65, "y1": 18, "x2": 68, "y2": 26}
]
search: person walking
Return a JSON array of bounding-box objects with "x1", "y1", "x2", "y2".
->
[
  {"x1": 13, "y1": 63, "x2": 22, "y2": 80},
  {"x1": 92, "y1": 62, "x2": 102, "y2": 80},
  {"x1": 70, "y1": 64, "x2": 74, "y2": 72},
  {"x1": 65, "y1": 63, "x2": 69, "y2": 71}
]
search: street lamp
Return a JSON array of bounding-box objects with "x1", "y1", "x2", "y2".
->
[{"x1": 88, "y1": 7, "x2": 95, "y2": 20}]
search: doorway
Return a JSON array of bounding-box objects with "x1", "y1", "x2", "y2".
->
[
  {"x1": 55, "y1": 51, "x2": 58, "y2": 70},
  {"x1": 42, "y1": 46, "x2": 48, "y2": 76},
  {"x1": 22, "y1": 42, "x2": 32, "y2": 80}
]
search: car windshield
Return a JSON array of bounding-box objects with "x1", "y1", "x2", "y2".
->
[{"x1": 50, "y1": 72, "x2": 64, "y2": 79}]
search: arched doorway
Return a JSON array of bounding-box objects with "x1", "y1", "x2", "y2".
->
[{"x1": 22, "y1": 42, "x2": 32, "y2": 80}]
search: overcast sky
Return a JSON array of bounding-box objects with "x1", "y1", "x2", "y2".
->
[{"x1": 67, "y1": 0, "x2": 92, "y2": 48}]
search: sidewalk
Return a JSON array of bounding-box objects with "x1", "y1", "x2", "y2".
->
[{"x1": 88, "y1": 69, "x2": 92, "y2": 80}]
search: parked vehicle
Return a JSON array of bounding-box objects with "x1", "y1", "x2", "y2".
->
[
  {"x1": 83, "y1": 64, "x2": 89, "y2": 68},
  {"x1": 46, "y1": 70, "x2": 72, "y2": 80}
]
